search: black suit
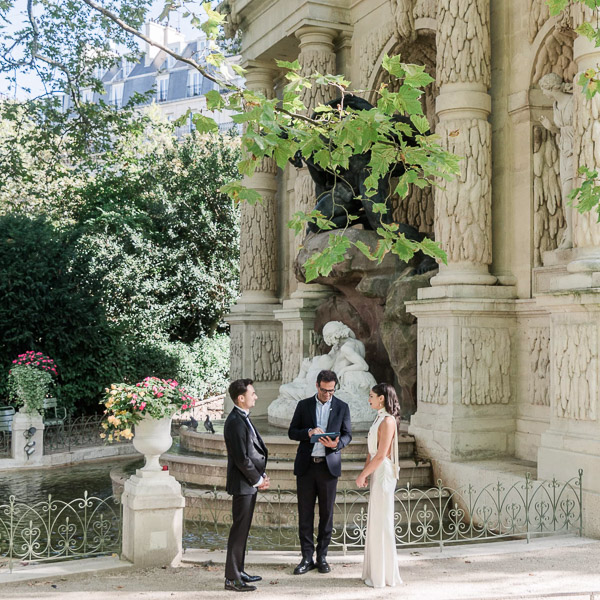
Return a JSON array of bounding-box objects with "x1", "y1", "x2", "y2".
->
[
  {"x1": 288, "y1": 395, "x2": 352, "y2": 560},
  {"x1": 223, "y1": 406, "x2": 268, "y2": 580}
]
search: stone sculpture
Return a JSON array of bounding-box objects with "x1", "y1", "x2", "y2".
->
[
  {"x1": 290, "y1": 95, "x2": 423, "y2": 234},
  {"x1": 539, "y1": 72, "x2": 574, "y2": 250},
  {"x1": 290, "y1": 94, "x2": 436, "y2": 273},
  {"x1": 267, "y1": 321, "x2": 377, "y2": 429}
]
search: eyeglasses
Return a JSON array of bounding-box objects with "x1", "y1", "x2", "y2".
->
[{"x1": 318, "y1": 386, "x2": 336, "y2": 395}]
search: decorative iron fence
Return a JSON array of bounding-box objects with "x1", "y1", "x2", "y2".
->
[
  {"x1": 43, "y1": 415, "x2": 128, "y2": 454},
  {"x1": 0, "y1": 431, "x2": 10, "y2": 458},
  {"x1": 0, "y1": 493, "x2": 122, "y2": 571},
  {"x1": 183, "y1": 471, "x2": 583, "y2": 552}
]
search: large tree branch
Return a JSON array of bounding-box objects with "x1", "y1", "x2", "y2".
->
[
  {"x1": 80, "y1": 0, "x2": 234, "y2": 91},
  {"x1": 27, "y1": 0, "x2": 70, "y2": 73}
]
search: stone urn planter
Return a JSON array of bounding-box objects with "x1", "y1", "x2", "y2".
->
[{"x1": 133, "y1": 415, "x2": 173, "y2": 472}]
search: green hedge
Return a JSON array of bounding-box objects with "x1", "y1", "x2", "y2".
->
[{"x1": 0, "y1": 214, "x2": 231, "y2": 413}]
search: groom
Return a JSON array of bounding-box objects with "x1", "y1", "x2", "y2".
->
[
  {"x1": 288, "y1": 369, "x2": 352, "y2": 575},
  {"x1": 223, "y1": 378, "x2": 270, "y2": 592}
]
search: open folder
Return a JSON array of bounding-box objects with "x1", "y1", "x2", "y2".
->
[{"x1": 310, "y1": 432, "x2": 340, "y2": 443}]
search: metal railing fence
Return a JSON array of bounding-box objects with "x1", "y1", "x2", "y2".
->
[
  {"x1": 0, "y1": 493, "x2": 122, "y2": 572},
  {"x1": 43, "y1": 415, "x2": 129, "y2": 454},
  {"x1": 183, "y1": 471, "x2": 583, "y2": 553}
]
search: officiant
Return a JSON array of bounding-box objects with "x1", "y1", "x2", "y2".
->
[{"x1": 288, "y1": 369, "x2": 352, "y2": 575}]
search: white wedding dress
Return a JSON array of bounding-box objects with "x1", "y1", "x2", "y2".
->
[{"x1": 361, "y1": 409, "x2": 402, "y2": 588}]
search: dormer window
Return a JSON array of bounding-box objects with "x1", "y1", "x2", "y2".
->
[
  {"x1": 122, "y1": 57, "x2": 134, "y2": 78},
  {"x1": 157, "y1": 76, "x2": 169, "y2": 102},
  {"x1": 166, "y1": 43, "x2": 180, "y2": 69},
  {"x1": 188, "y1": 70, "x2": 202, "y2": 97},
  {"x1": 111, "y1": 83, "x2": 123, "y2": 108}
]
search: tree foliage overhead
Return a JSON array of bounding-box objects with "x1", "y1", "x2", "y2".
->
[
  {"x1": 0, "y1": 0, "x2": 461, "y2": 279},
  {"x1": 74, "y1": 131, "x2": 241, "y2": 341},
  {"x1": 0, "y1": 105, "x2": 240, "y2": 412}
]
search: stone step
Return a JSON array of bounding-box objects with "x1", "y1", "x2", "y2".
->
[
  {"x1": 179, "y1": 428, "x2": 416, "y2": 461},
  {"x1": 161, "y1": 453, "x2": 433, "y2": 492}
]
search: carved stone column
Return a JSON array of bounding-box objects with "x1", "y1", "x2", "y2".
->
[
  {"x1": 430, "y1": 0, "x2": 496, "y2": 287},
  {"x1": 239, "y1": 64, "x2": 279, "y2": 305},
  {"x1": 408, "y1": 0, "x2": 517, "y2": 462},
  {"x1": 563, "y1": 24, "x2": 600, "y2": 286},
  {"x1": 226, "y1": 62, "x2": 282, "y2": 416},
  {"x1": 292, "y1": 25, "x2": 337, "y2": 248},
  {"x1": 274, "y1": 26, "x2": 338, "y2": 385}
]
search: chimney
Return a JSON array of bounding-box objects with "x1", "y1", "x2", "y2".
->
[{"x1": 144, "y1": 21, "x2": 185, "y2": 67}]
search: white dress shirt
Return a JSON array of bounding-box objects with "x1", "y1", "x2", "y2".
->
[{"x1": 311, "y1": 395, "x2": 332, "y2": 457}]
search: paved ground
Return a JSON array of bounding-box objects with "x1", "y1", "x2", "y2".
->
[{"x1": 1, "y1": 537, "x2": 600, "y2": 600}]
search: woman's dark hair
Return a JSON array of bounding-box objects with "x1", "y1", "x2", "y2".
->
[
  {"x1": 228, "y1": 378, "x2": 254, "y2": 404},
  {"x1": 372, "y1": 383, "x2": 401, "y2": 420}
]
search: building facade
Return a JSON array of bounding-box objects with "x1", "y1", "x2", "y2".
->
[{"x1": 64, "y1": 21, "x2": 242, "y2": 135}]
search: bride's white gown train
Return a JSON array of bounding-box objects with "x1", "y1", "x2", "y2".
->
[{"x1": 361, "y1": 410, "x2": 402, "y2": 588}]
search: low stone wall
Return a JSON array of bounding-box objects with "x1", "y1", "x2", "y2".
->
[{"x1": 0, "y1": 442, "x2": 137, "y2": 471}]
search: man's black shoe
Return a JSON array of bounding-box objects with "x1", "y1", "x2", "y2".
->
[
  {"x1": 224, "y1": 578, "x2": 257, "y2": 592},
  {"x1": 316, "y1": 557, "x2": 331, "y2": 573},
  {"x1": 293, "y1": 559, "x2": 316, "y2": 575},
  {"x1": 240, "y1": 571, "x2": 262, "y2": 583}
]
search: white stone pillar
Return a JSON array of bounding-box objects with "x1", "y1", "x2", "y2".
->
[
  {"x1": 226, "y1": 63, "x2": 283, "y2": 415},
  {"x1": 121, "y1": 469, "x2": 185, "y2": 568},
  {"x1": 407, "y1": 0, "x2": 517, "y2": 461},
  {"x1": 11, "y1": 410, "x2": 44, "y2": 466},
  {"x1": 430, "y1": 0, "x2": 496, "y2": 287},
  {"x1": 239, "y1": 63, "x2": 279, "y2": 305},
  {"x1": 274, "y1": 26, "x2": 338, "y2": 384},
  {"x1": 564, "y1": 19, "x2": 600, "y2": 286}
]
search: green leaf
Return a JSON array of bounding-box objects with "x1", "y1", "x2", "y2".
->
[
  {"x1": 371, "y1": 202, "x2": 388, "y2": 214},
  {"x1": 576, "y1": 21, "x2": 597, "y2": 42},
  {"x1": 410, "y1": 114, "x2": 430, "y2": 134},
  {"x1": 392, "y1": 237, "x2": 415, "y2": 262},
  {"x1": 417, "y1": 238, "x2": 447, "y2": 265},
  {"x1": 395, "y1": 85, "x2": 424, "y2": 115},
  {"x1": 381, "y1": 54, "x2": 405, "y2": 79},
  {"x1": 303, "y1": 234, "x2": 351, "y2": 281},
  {"x1": 403, "y1": 64, "x2": 434, "y2": 88},
  {"x1": 354, "y1": 239, "x2": 375, "y2": 260},
  {"x1": 276, "y1": 59, "x2": 301, "y2": 71},
  {"x1": 192, "y1": 113, "x2": 218, "y2": 134},
  {"x1": 546, "y1": 0, "x2": 570, "y2": 17},
  {"x1": 173, "y1": 108, "x2": 191, "y2": 127},
  {"x1": 231, "y1": 64, "x2": 247, "y2": 76},
  {"x1": 205, "y1": 90, "x2": 226, "y2": 110}
]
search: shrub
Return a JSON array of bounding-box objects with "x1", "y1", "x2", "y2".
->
[{"x1": 8, "y1": 365, "x2": 53, "y2": 414}]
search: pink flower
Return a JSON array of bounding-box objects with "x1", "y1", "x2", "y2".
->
[
  {"x1": 182, "y1": 404, "x2": 188, "y2": 410},
  {"x1": 156, "y1": 392, "x2": 164, "y2": 398},
  {"x1": 139, "y1": 402, "x2": 147, "y2": 410}
]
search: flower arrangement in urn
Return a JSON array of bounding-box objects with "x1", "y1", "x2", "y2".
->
[
  {"x1": 101, "y1": 376, "x2": 197, "y2": 442},
  {"x1": 8, "y1": 351, "x2": 58, "y2": 414}
]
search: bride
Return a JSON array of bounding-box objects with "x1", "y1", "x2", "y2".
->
[{"x1": 355, "y1": 383, "x2": 402, "y2": 588}]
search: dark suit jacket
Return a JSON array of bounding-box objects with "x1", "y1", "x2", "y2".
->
[
  {"x1": 223, "y1": 407, "x2": 268, "y2": 496},
  {"x1": 288, "y1": 395, "x2": 352, "y2": 478}
]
